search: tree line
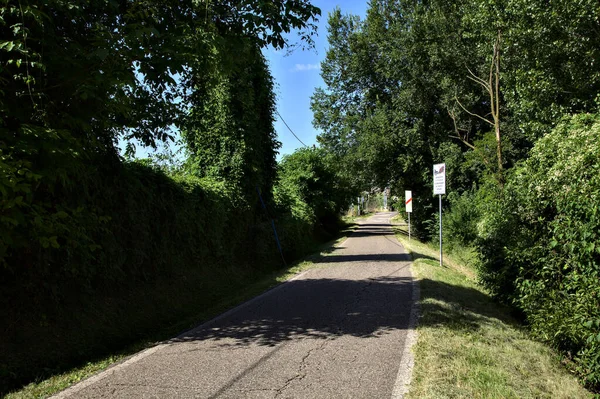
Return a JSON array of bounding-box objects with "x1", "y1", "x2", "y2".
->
[{"x1": 311, "y1": 0, "x2": 600, "y2": 390}]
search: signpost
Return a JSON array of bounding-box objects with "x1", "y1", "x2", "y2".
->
[
  {"x1": 433, "y1": 163, "x2": 446, "y2": 266},
  {"x1": 405, "y1": 190, "x2": 412, "y2": 240}
]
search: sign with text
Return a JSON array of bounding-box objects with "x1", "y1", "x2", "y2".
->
[
  {"x1": 433, "y1": 163, "x2": 446, "y2": 195},
  {"x1": 405, "y1": 190, "x2": 412, "y2": 213}
]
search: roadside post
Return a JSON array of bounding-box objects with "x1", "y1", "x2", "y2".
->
[
  {"x1": 433, "y1": 163, "x2": 446, "y2": 267},
  {"x1": 405, "y1": 190, "x2": 412, "y2": 240},
  {"x1": 383, "y1": 189, "x2": 388, "y2": 211}
]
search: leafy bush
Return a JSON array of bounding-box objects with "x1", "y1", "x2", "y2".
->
[
  {"x1": 443, "y1": 190, "x2": 480, "y2": 251},
  {"x1": 276, "y1": 148, "x2": 352, "y2": 224},
  {"x1": 272, "y1": 147, "x2": 353, "y2": 258},
  {"x1": 476, "y1": 113, "x2": 600, "y2": 389}
]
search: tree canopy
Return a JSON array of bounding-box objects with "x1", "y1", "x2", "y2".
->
[
  {"x1": 1, "y1": 0, "x2": 321, "y2": 154},
  {"x1": 311, "y1": 0, "x2": 600, "y2": 236}
]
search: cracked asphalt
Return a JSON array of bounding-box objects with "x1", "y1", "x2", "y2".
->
[{"x1": 54, "y1": 212, "x2": 415, "y2": 399}]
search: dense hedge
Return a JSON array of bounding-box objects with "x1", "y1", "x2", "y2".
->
[
  {"x1": 473, "y1": 113, "x2": 600, "y2": 388},
  {"x1": 0, "y1": 153, "x2": 335, "y2": 393}
]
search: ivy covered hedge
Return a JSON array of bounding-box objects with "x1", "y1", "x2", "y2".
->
[{"x1": 0, "y1": 152, "x2": 346, "y2": 393}]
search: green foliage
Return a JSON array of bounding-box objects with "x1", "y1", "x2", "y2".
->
[
  {"x1": 512, "y1": 114, "x2": 600, "y2": 388},
  {"x1": 271, "y1": 147, "x2": 354, "y2": 259},
  {"x1": 182, "y1": 38, "x2": 279, "y2": 203},
  {"x1": 471, "y1": 179, "x2": 521, "y2": 302},
  {"x1": 0, "y1": 0, "x2": 323, "y2": 393},
  {"x1": 475, "y1": 114, "x2": 600, "y2": 388},
  {"x1": 274, "y1": 147, "x2": 352, "y2": 253},
  {"x1": 0, "y1": 161, "x2": 283, "y2": 392},
  {"x1": 0, "y1": 0, "x2": 322, "y2": 272},
  {"x1": 0, "y1": 0, "x2": 321, "y2": 153},
  {"x1": 312, "y1": 0, "x2": 600, "y2": 238},
  {"x1": 0, "y1": 125, "x2": 105, "y2": 277},
  {"x1": 314, "y1": 0, "x2": 600, "y2": 389},
  {"x1": 443, "y1": 190, "x2": 479, "y2": 251}
]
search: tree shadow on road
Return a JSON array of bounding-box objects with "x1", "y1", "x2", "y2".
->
[
  {"x1": 317, "y1": 253, "x2": 412, "y2": 263},
  {"x1": 172, "y1": 274, "x2": 414, "y2": 347},
  {"x1": 168, "y1": 271, "x2": 516, "y2": 349}
]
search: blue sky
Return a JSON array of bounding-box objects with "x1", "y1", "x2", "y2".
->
[{"x1": 267, "y1": 0, "x2": 369, "y2": 158}]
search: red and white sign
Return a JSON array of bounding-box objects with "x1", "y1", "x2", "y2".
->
[{"x1": 405, "y1": 190, "x2": 412, "y2": 213}]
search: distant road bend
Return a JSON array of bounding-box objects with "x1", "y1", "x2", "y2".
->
[{"x1": 54, "y1": 212, "x2": 418, "y2": 399}]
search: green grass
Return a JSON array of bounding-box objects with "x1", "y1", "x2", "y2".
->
[
  {"x1": 394, "y1": 225, "x2": 592, "y2": 399},
  {"x1": 342, "y1": 211, "x2": 375, "y2": 223},
  {"x1": 4, "y1": 227, "x2": 356, "y2": 399}
]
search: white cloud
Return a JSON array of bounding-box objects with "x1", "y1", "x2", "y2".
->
[{"x1": 290, "y1": 63, "x2": 320, "y2": 72}]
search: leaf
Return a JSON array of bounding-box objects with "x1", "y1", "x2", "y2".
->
[
  {"x1": 49, "y1": 236, "x2": 60, "y2": 249},
  {"x1": 95, "y1": 48, "x2": 108, "y2": 61},
  {"x1": 0, "y1": 41, "x2": 15, "y2": 52}
]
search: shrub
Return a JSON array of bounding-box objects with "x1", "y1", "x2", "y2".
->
[
  {"x1": 444, "y1": 190, "x2": 480, "y2": 251},
  {"x1": 275, "y1": 147, "x2": 352, "y2": 230},
  {"x1": 476, "y1": 113, "x2": 600, "y2": 389}
]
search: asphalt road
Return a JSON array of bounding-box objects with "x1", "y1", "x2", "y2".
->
[{"x1": 54, "y1": 212, "x2": 417, "y2": 399}]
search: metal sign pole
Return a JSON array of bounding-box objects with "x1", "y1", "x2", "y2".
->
[
  {"x1": 439, "y1": 194, "x2": 442, "y2": 267},
  {"x1": 433, "y1": 163, "x2": 446, "y2": 267},
  {"x1": 405, "y1": 190, "x2": 413, "y2": 240}
]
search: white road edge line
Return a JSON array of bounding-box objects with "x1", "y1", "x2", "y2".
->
[
  {"x1": 51, "y1": 269, "x2": 312, "y2": 398},
  {"x1": 391, "y1": 264, "x2": 420, "y2": 399}
]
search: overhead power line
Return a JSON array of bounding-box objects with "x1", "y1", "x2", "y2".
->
[{"x1": 276, "y1": 110, "x2": 308, "y2": 148}]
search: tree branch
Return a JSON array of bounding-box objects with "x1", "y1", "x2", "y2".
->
[
  {"x1": 455, "y1": 96, "x2": 494, "y2": 126},
  {"x1": 466, "y1": 66, "x2": 490, "y2": 89},
  {"x1": 449, "y1": 135, "x2": 475, "y2": 150}
]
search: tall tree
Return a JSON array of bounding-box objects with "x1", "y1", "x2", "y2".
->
[
  {"x1": 182, "y1": 38, "x2": 279, "y2": 202},
  {"x1": 0, "y1": 0, "x2": 321, "y2": 155}
]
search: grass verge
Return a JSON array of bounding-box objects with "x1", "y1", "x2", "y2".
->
[
  {"x1": 4, "y1": 224, "x2": 357, "y2": 399},
  {"x1": 394, "y1": 225, "x2": 592, "y2": 399}
]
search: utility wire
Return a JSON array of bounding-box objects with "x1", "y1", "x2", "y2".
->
[{"x1": 276, "y1": 110, "x2": 308, "y2": 147}]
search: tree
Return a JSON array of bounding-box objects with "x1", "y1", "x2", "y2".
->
[
  {"x1": 451, "y1": 31, "x2": 504, "y2": 185},
  {"x1": 275, "y1": 146, "x2": 351, "y2": 224},
  {"x1": 182, "y1": 38, "x2": 279, "y2": 203},
  {"x1": 0, "y1": 0, "x2": 322, "y2": 268},
  {"x1": 0, "y1": 0, "x2": 321, "y2": 154}
]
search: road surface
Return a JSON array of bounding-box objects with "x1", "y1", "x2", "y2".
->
[{"x1": 54, "y1": 212, "x2": 417, "y2": 398}]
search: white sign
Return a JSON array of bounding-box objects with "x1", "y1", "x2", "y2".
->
[
  {"x1": 433, "y1": 163, "x2": 446, "y2": 195},
  {"x1": 405, "y1": 190, "x2": 412, "y2": 213}
]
